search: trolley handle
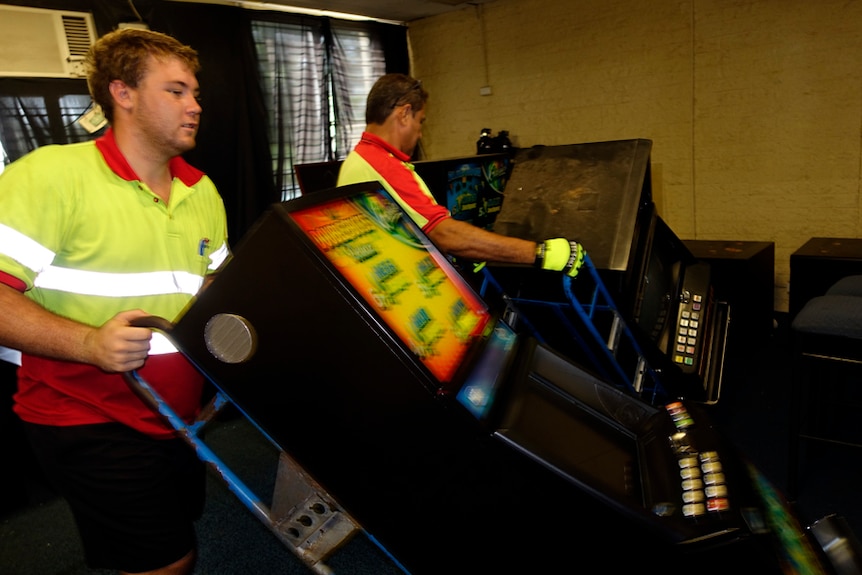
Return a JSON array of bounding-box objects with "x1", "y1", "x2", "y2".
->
[
  {"x1": 129, "y1": 314, "x2": 174, "y2": 333},
  {"x1": 122, "y1": 314, "x2": 177, "y2": 417}
]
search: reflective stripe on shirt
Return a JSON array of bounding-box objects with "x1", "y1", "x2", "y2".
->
[
  {"x1": 149, "y1": 332, "x2": 178, "y2": 355},
  {"x1": 0, "y1": 223, "x2": 54, "y2": 274},
  {"x1": 34, "y1": 267, "x2": 204, "y2": 297},
  {"x1": 208, "y1": 241, "x2": 230, "y2": 271}
]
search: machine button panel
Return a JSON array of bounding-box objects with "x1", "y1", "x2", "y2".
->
[{"x1": 665, "y1": 403, "x2": 731, "y2": 520}]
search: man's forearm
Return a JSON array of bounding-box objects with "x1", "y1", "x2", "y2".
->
[
  {"x1": 427, "y1": 218, "x2": 537, "y2": 264},
  {"x1": 0, "y1": 282, "x2": 95, "y2": 364}
]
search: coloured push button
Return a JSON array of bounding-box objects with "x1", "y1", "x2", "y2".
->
[
  {"x1": 705, "y1": 484, "x2": 728, "y2": 498},
  {"x1": 682, "y1": 489, "x2": 705, "y2": 504},
  {"x1": 683, "y1": 503, "x2": 707, "y2": 517},
  {"x1": 680, "y1": 466, "x2": 702, "y2": 480},
  {"x1": 703, "y1": 472, "x2": 726, "y2": 486},
  {"x1": 678, "y1": 456, "x2": 699, "y2": 469},
  {"x1": 666, "y1": 402, "x2": 694, "y2": 429}
]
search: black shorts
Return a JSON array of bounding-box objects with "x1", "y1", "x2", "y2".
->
[{"x1": 23, "y1": 422, "x2": 206, "y2": 573}]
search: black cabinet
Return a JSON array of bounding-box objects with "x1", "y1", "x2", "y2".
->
[
  {"x1": 682, "y1": 240, "x2": 775, "y2": 356},
  {"x1": 790, "y1": 237, "x2": 862, "y2": 321}
]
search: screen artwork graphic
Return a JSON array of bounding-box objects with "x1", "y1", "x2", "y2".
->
[{"x1": 290, "y1": 190, "x2": 491, "y2": 382}]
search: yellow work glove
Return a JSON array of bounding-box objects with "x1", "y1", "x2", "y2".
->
[{"x1": 534, "y1": 238, "x2": 586, "y2": 278}]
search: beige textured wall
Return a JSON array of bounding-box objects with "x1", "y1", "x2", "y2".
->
[{"x1": 407, "y1": 0, "x2": 862, "y2": 312}]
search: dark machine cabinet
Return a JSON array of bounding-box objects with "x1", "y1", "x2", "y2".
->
[
  {"x1": 683, "y1": 240, "x2": 775, "y2": 359},
  {"x1": 790, "y1": 237, "x2": 862, "y2": 321},
  {"x1": 164, "y1": 182, "x2": 820, "y2": 574}
]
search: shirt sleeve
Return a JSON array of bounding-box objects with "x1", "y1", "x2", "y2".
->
[{"x1": 0, "y1": 147, "x2": 66, "y2": 290}]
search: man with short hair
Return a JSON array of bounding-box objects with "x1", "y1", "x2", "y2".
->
[{"x1": 0, "y1": 28, "x2": 229, "y2": 575}]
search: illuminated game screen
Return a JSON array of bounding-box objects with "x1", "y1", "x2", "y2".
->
[{"x1": 289, "y1": 187, "x2": 492, "y2": 383}]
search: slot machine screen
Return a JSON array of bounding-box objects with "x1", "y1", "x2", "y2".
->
[
  {"x1": 499, "y1": 373, "x2": 642, "y2": 503},
  {"x1": 413, "y1": 153, "x2": 511, "y2": 228},
  {"x1": 631, "y1": 215, "x2": 694, "y2": 352},
  {"x1": 288, "y1": 184, "x2": 493, "y2": 384},
  {"x1": 494, "y1": 340, "x2": 647, "y2": 504}
]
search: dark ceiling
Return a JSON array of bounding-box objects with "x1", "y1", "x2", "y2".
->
[{"x1": 182, "y1": 0, "x2": 494, "y2": 24}]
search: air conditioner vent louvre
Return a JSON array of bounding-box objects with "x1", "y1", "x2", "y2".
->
[
  {"x1": 62, "y1": 15, "x2": 92, "y2": 59},
  {"x1": 0, "y1": 6, "x2": 96, "y2": 78}
]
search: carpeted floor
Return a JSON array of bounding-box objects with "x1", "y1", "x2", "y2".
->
[
  {"x1": 2, "y1": 318, "x2": 861, "y2": 574},
  {"x1": 0, "y1": 409, "x2": 403, "y2": 575}
]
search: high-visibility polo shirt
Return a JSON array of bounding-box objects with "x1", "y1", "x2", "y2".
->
[
  {"x1": 337, "y1": 131, "x2": 450, "y2": 233},
  {"x1": 0, "y1": 128, "x2": 230, "y2": 439}
]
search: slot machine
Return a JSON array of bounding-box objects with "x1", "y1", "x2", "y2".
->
[{"x1": 163, "y1": 181, "x2": 822, "y2": 574}]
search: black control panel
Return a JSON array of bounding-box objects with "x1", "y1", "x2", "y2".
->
[{"x1": 671, "y1": 262, "x2": 711, "y2": 375}]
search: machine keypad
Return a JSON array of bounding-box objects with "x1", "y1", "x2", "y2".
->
[
  {"x1": 673, "y1": 296, "x2": 704, "y2": 369},
  {"x1": 665, "y1": 403, "x2": 730, "y2": 519}
]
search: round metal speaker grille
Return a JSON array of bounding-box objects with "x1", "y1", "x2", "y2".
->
[{"x1": 204, "y1": 313, "x2": 257, "y2": 363}]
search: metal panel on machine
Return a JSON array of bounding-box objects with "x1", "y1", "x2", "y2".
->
[{"x1": 492, "y1": 139, "x2": 652, "y2": 272}]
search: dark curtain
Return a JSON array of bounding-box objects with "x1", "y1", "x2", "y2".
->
[
  {"x1": 251, "y1": 15, "x2": 328, "y2": 197},
  {"x1": 142, "y1": 1, "x2": 278, "y2": 244},
  {"x1": 331, "y1": 20, "x2": 408, "y2": 155},
  {"x1": 249, "y1": 13, "x2": 405, "y2": 199},
  {"x1": 329, "y1": 20, "x2": 388, "y2": 162}
]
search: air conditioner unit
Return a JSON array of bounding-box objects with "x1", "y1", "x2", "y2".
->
[{"x1": 0, "y1": 4, "x2": 97, "y2": 78}]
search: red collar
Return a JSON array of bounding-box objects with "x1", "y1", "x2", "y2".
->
[
  {"x1": 359, "y1": 131, "x2": 411, "y2": 162},
  {"x1": 94, "y1": 127, "x2": 205, "y2": 187}
]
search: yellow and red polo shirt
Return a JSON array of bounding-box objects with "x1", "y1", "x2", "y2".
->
[
  {"x1": 0, "y1": 128, "x2": 229, "y2": 439},
  {"x1": 337, "y1": 131, "x2": 450, "y2": 233}
]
